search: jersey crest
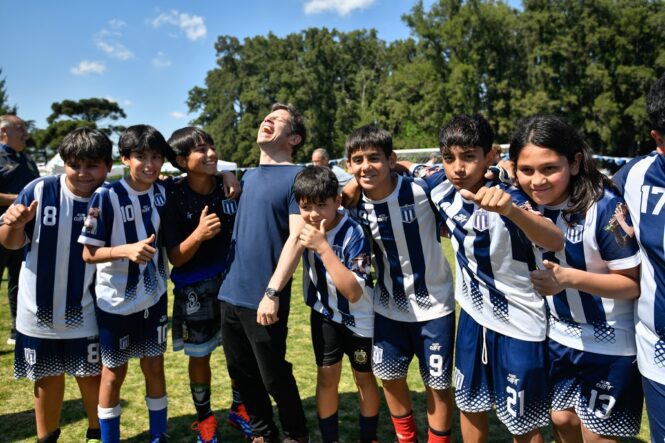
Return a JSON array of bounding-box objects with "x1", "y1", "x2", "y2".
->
[
  {"x1": 566, "y1": 223, "x2": 584, "y2": 244},
  {"x1": 400, "y1": 204, "x2": 416, "y2": 223}
]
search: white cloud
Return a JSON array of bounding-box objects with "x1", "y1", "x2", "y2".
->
[
  {"x1": 304, "y1": 0, "x2": 376, "y2": 15},
  {"x1": 152, "y1": 52, "x2": 172, "y2": 69},
  {"x1": 96, "y1": 40, "x2": 135, "y2": 60},
  {"x1": 105, "y1": 96, "x2": 133, "y2": 107},
  {"x1": 71, "y1": 60, "x2": 106, "y2": 75},
  {"x1": 108, "y1": 19, "x2": 127, "y2": 29},
  {"x1": 170, "y1": 111, "x2": 187, "y2": 119},
  {"x1": 150, "y1": 10, "x2": 207, "y2": 41}
]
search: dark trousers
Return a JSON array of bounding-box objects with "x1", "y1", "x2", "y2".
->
[
  {"x1": 0, "y1": 245, "x2": 22, "y2": 337},
  {"x1": 220, "y1": 300, "x2": 307, "y2": 440}
]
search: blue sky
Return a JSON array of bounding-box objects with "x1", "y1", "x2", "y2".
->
[{"x1": 4, "y1": 0, "x2": 455, "y2": 142}]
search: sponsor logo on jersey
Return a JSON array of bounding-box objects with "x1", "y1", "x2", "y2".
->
[
  {"x1": 154, "y1": 193, "x2": 166, "y2": 207},
  {"x1": 376, "y1": 214, "x2": 389, "y2": 223},
  {"x1": 354, "y1": 348, "x2": 368, "y2": 365},
  {"x1": 222, "y1": 199, "x2": 238, "y2": 215},
  {"x1": 506, "y1": 373, "x2": 520, "y2": 385},
  {"x1": 473, "y1": 209, "x2": 489, "y2": 231},
  {"x1": 595, "y1": 380, "x2": 614, "y2": 391},
  {"x1": 74, "y1": 213, "x2": 86, "y2": 222},
  {"x1": 24, "y1": 348, "x2": 36, "y2": 365},
  {"x1": 372, "y1": 345, "x2": 383, "y2": 364},
  {"x1": 453, "y1": 213, "x2": 468, "y2": 224},
  {"x1": 429, "y1": 342, "x2": 442, "y2": 351},
  {"x1": 566, "y1": 224, "x2": 584, "y2": 244},
  {"x1": 142, "y1": 205, "x2": 151, "y2": 214},
  {"x1": 400, "y1": 204, "x2": 416, "y2": 223}
]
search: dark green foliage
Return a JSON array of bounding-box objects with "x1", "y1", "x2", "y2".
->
[
  {"x1": 189, "y1": 0, "x2": 664, "y2": 167},
  {"x1": 0, "y1": 68, "x2": 17, "y2": 115}
]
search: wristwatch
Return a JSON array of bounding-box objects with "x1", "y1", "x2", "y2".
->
[{"x1": 264, "y1": 287, "x2": 279, "y2": 301}]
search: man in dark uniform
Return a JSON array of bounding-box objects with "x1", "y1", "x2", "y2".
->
[{"x1": 0, "y1": 115, "x2": 39, "y2": 344}]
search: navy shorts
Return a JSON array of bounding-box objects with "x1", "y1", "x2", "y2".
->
[
  {"x1": 372, "y1": 312, "x2": 454, "y2": 389},
  {"x1": 96, "y1": 294, "x2": 168, "y2": 368},
  {"x1": 14, "y1": 331, "x2": 101, "y2": 381},
  {"x1": 172, "y1": 276, "x2": 222, "y2": 357},
  {"x1": 643, "y1": 376, "x2": 665, "y2": 442},
  {"x1": 310, "y1": 309, "x2": 372, "y2": 372},
  {"x1": 454, "y1": 309, "x2": 549, "y2": 436},
  {"x1": 549, "y1": 339, "x2": 643, "y2": 437}
]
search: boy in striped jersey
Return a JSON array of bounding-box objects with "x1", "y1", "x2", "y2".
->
[
  {"x1": 429, "y1": 115, "x2": 564, "y2": 443},
  {"x1": 294, "y1": 165, "x2": 380, "y2": 443},
  {"x1": 79, "y1": 125, "x2": 174, "y2": 443},
  {"x1": 614, "y1": 74, "x2": 665, "y2": 441},
  {"x1": 0, "y1": 127, "x2": 113, "y2": 442},
  {"x1": 347, "y1": 125, "x2": 456, "y2": 443}
]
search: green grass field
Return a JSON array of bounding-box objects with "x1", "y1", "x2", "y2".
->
[{"x1": 0, "y1": 240, "x2": 651, "y2": 442}]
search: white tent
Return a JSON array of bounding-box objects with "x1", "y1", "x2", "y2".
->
[{"x1": 38, "y1": 154, "x2": 125, "y2": 178}]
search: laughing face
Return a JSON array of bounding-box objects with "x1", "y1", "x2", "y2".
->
[{"x1": 256, "y1": 109, "x2": 296, "y2": 149}]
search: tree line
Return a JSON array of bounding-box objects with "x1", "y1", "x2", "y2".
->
[{"x1": 188, "y1": 0, "x2": 665, "y2": 167}]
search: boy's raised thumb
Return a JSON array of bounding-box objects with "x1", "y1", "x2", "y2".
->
[
  {"x1": 459, "y1": 189, "x2": 475, "y2": 201},
  {"x1": 144, "y1": 233, "x2": 156, "y2": 244},
  {"x1": 319, "y1": 219, "x2": 326, "y2": 233},
  {"x1": 542, "y1": 259, "x2": 556, "y2": 270},
  {"x1": 200, "y1": 205, "x2": 209, "y2": 218}
]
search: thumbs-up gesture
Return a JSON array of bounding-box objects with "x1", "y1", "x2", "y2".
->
[
  {"x1": 530, "y1": 259, "x2": 568, "y2": 295},
  {"x1": 3, "y1": 200, "x2": 38, "y2": 228},
  {"x1": 124, "y1": 233, "x2": 157, "y2": 264},
  {"x1": 194, "y1": 205, "x2": 221, "y2": 242},
  {"x1": 299, "y1": 220, "x2": 328, "y2": 254},
  {"x1": 460, "y1": 187, "x2": 513, "y2": 216}
]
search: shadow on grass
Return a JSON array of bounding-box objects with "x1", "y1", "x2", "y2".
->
[{"x1": 0, "y1": 398, "x2": 89, "y2": 441}]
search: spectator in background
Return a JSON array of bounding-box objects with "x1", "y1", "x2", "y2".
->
[
  {"x1": 425, "y1": 152, "x2": 442, "y2": 165},
  {"x1": 0, "y1": 115, "x2": 40, "y2": 345},
  {"x1": 311, "y1": 147, "x2": 352, "y2": 191}
]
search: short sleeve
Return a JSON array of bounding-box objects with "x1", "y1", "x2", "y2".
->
[
  {"x1": 595, "y1": 196, "x2": 640, "y2": 269},
  {"x1": 343, "y1": 226, "x2": 372, "y2": 286},
  {"x1": 78, "y1": 188, "x2": 113, "y2": 247}
]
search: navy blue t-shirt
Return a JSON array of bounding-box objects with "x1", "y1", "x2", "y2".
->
[
  {"x1": 163, "y1": 176, "x2": 237, "y2": 289},
  {"x1": 0, "y1": 143, "x2": 40, "y2": 215},
  {"x1": 218, "y1": 164, "x2": 302, "y2": 310}
]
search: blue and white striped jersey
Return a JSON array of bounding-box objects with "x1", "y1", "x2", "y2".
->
[
  {"x1": 614, "y1": 152, "x2": 665, "y2": 383},
  {"x1": 356, "y1": 174, "x2": 455, "y2": 322},
  {"x1": 428, "y1": 173, "x2": 547, "y2": 341},
  {"x1": 78, "y1": 178, "x2": 169, "y2": 316},
  {"x1": 303, "y1": 211, "x2": 374, "y2": 337},
  {"x1": 15, "y1": 175, "x2": 98, "y2": 339},
  {"x1": 537, "y1": 188, "x2": 640, "y2": 355}
]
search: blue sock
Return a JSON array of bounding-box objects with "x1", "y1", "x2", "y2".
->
[
  {"x1": 318, "y1": 412, "x2": 339, "y2": 443},
  {"x1": 98, "y1": 404, "x2": 121, "y2": 443},
  {"x1": 359, "y1": 413, "x2": 379, "y2": 442},
  {"x1": 146, "y1": 395, "x2": 168, "y2": 439}
]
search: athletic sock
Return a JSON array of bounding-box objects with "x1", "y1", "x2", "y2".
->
[
  {"x1": 359, "y1": 413, "x2": 379, "y2": 442},
  {"x1": 191, "y1": 383, "x2": 213, "y2": 421},
  {"x1": 98, "y1": 404, "x2": 121, "y2": 443},
  {"x1": 146, "y1": 395, "x2": 168, "y2": 439},
  {"x1": 231, "y1": 383, "x2": 243, "y2": 409},
  {"x1": 427, "y1": 426, "x2": 451, "y2": 443},
  {"x1": 318, "y1": 411, "x2": 339, "y2": 443},
  {"x1": 86, "y1": 427, "x2": 102, "y2": 440},
  {"x1": 391, "y1": 411, "x2": 418, "y2": 443},
  {"x1": 37, "y1": 428, "x2": 61, "y2": 443}
]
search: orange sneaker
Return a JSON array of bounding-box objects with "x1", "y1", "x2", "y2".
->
[
  {"x1": 192, "y1": 414, "x2": 219, "y2": 443},
  {"x1": 228, "y1": 403, "x2": 253, "y2": 439}
]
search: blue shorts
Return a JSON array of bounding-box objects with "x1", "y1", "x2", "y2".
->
[
  {"x1": 172, "y1": 276, "x2": 222, "y2": 357},
  {"x1": 549, "y1": 340, "x2": 643, "y2": 437},
  {"x1": 96, "y1": 294, "x2": 168, "y2": 368},
  {"x1": 372, "y1": 312, "x2": 454, "y2": 389},
  {"x1": 14, "y1": 331, "x2": 101, "y2": 381},
  {"x1": 643, "y1": 376, "x2": 665, "y2": 442},
  {"x1": 454, "y1": 309, "x2": 549, "y2": 436}
]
